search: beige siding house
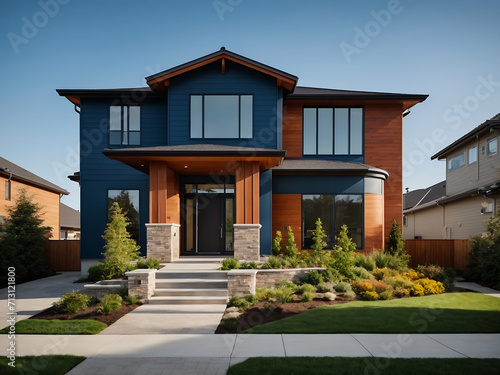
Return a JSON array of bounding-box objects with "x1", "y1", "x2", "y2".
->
[{"x1": 403, "y1": 113, "x2": 499, "y2": 239}]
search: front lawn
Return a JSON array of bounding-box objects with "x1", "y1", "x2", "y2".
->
[
  {"x1": 0, "y1": 320, "x2": 107, "y2": 334},
  {"x1": 227, "y1": 357, "x2": 500, "y2": 375},
  {"x1": 0, "y1": 355, "x2": 86, "y2": 375},
  {"x1": 245, "y1": 292, "x2": 500, "y2": 333}
]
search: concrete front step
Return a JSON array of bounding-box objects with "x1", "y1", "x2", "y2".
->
[
  {"x1": 148, "y1": 296, "x2": 228, "y2": 305},
  {"x1": 155, "y1": 271, "x2": 228, "y2": 279},
  {"x1": 155, "y1": 279, "x2": 228, "y2": 289},
  {"x1": 154, "y1": 288, "x2": 228, "y2": 297}
]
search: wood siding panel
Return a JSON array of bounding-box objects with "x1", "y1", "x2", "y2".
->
[
  {"x1": 236, "y1": 161, "x2": 260, "y2": 224},
  {"x1": 282, "y1": 101, "x2": 303, "y2": 157},
  {"x1": 43, "y1": 240, "x2": 80, "y2": 271},
  {"x1": 272, "y1": 194, "x2": 302, "y2": 250},
  {"x1": 364, "y1": 103, "x2": 404, "y2": 245},
  {"x1": 235, "y1": 163, "x2": 245, "y2": 223},
  {"x1": 252, "y1": 162, "x2": 259, "y2": 224},
  {"x1": 149, "y1": 161, "x2": 168, "y2": 223},
  {"x1": 364, "y1": 193, "x2": 384, "y2": 251},
  {"x1": 166, "y1": 167, "x2": 180, "y2": 224},
  {"x1": 0, "y1": 177, "x2": 61, "y2": 240}
]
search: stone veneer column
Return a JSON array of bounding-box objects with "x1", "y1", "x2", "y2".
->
[
  {"x1": 146, "y1": 223, "x2": 180, "y2": 263},
  {"x1": 227, "y1": 270, "x2": 257, "y2": 297},
  {"x1": 126, "y1": 269, "x2": 156, "y2": 300},
  {"x1": 233, "y1": 224, "x2": 261, "y2": 262}
]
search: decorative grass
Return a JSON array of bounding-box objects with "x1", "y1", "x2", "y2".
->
[
  {"x1": 0, "y1": 319, "x2": 107, "y2": 335},
  {"x1": 245, "y1": 292, "x2": 500, "y2": 334}
]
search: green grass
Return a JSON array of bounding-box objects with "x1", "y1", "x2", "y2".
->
[
  {"x1": 0, "y1": 355, "x2": 86, "y2": 375},
  {"x1": 0, "y1": 319, "x2": 107, "y2": 335},
  {"x1": 227, "y1": 357, "x2": 500, "y2": 375},
  {"x1": 245, "y1": 292, "x2": 500, "y2": 333}
]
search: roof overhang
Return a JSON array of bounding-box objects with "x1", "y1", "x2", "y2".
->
[
  {"x1": 146, "y1": 47, "x2": 298, "y2": 93},
  {"x1": 103, "y1": 145, "x2": 286, "y2": 174},
  {"x1": 0, "y1": 168, "x2": 69, "y2": 195},
  {"x1": 56, "y1": 88, "x2": 162, "y2": 107}
]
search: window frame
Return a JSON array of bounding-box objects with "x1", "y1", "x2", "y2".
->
[
  {"x1": 301, "y1": 193, "x2": 364, "y2": 250},
  {"x1": 468, "y1": 145, "x2": 478, "y2": 164},
  {"x1": 189, "y1": 94, "x2": 254, "y2": 139},
  {"x1": 109, "y1": 105, "x2": 141, "y2": 146},
  {"x1": 302, "y1": 106, "x2": 364, "y2": 156},
  {"x1": 448, "y1": 152, "x2": 465, "y2": 172},
  {"x1": 487, "y1": 137, "x2": 498, "y2": 157}
]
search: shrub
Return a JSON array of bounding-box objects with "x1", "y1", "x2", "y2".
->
[
  {"x1": 87, "y1": 262, "x2": 118, "y2": 281},
  {"x1": 220, "y1": 258, "x2": 239, "y2": 270},
  {"x1": 316, "y1": 281, "x2": 335, "y2": 293},
  {"x1": 379, "y1": 291, "x2": 393, "y2": 300},
  {"x1": 417, "y1": 264, "x2": 456, "y2": 291},
  {"x1": 415, "y1": 278, "x2": 445, "y2": 295},
  {"x1": 305, "y1": 249, "x2": 333, "y2": 268},
  {"x1": 323, "y1": 292, "x2": 336, "y2": 301},
  {"x1": 223, "y1": 319, "x2": 237, "y2": 331},
  {"x1": 353, "y1": 253, "x2": 376, "y2": 271},
  {"x1": 385, "y1": 276, "x2": 412, "y2": 289},
  {"x1": 333, "y1": 281, "x2": 352, "y2": 293},
  {"x1": 263, "y1": 256, "x2": 285, "y2": 269},
  {"x1": 352, "y1": 266, "x2": 375, "y2": 280},
  {"x1": 299, "y1": 283, "x2": 317, "y2": 294},
  {"x1": 277, "y1": 279, "x2": 299, "y2": 292},
  {"x1": 284, "y1": 227, "x2": 299, "y2": 257},
  {"x1": 401, "y1": 269, "x2": 424, "y2": 281},
  {"x1": 393, "y1": 286, "x2": 410, "y2": 298},
  {"x1": 274, "y1": 287, "x2": 294, "y2": 303},
  {"x1": 272, "y1": 230, "x2": 283, "y2": 256},
  {"x1": 239, "y1": 261, "x2": 258, "y2": 269},
  {"x1": 387, "y1": 219, "x2": 406, "y2": 257},
  {"x1": 409, "y1": 283, "x2": 425, "y2": 296},
  {"x1": 124, "y1": 295, "x2": 142, "y2": 305},
  {"x1": 352, "y1": 281, "x2": 374, "y2": 294},
  {"x1": 284, "y1": 254, "x2": 301, "y2": 268},
  {"x1": 372, "y1": 251, "x2": 409, "y2": 271},
  {"x1": 229, "y1": 296, "x2": 250, "y2": 310},
  {"x1": 372, "y1": 267, "x2": 399, "y2": 281},
  {"x1": 136, "y1": 258, "x2": 161, "y2": 269},
  {"x1": 360, "y1": 290, "x2": 379, "y2": 301},
  {"x1": 116, "y1": 286, "x2": 128, "y2": 298},
  {"x1": 99, "y1": 294, "x2": 123, "y2": 315},
  {"x1": 365, "y1": 279, "x2": 392, "y2": 294},
  {"x1": 244, "y1": 294, "x2": 260, "y2": 305},
  {"x1": 302, "y1": 291, "x2": 315, "y2": 302},
  {"x1": 344, "y1": 290, "x2": 356, "y2": 299},
  {"x1": 302, "y1": 270, "x2": 324, "y2": 285},
  {"x1": 256, "y1": 288, "x2": 275, "y2": 301},
  {"x1": 311, "y1": 218, "x2": 328, "y2": 252},
  {"x1": 330, "y1": 225, "x2": 356, "y2": 279},
  {"x1": 321, "y1": 268, "x2": 341, "y2": 283},
  {"x1": 55, "y1": 291, "x2": 90, "y2": 314}
]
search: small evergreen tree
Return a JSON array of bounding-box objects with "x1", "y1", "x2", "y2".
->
[
  {"x1": 331, "y1": 224, "x2": 356, "y2": 279},
  {"x1": 311, "y1": 218, "x2": 328, "y2": 252},
  {"x1": 284, "y1": 226, "x2": 299, "y2": 257},
  {"x1": 102, "y1": 202, "x2": 141, "y2": 268},
  {"x1": 0, "y1": 189, "x2": 51, "y2": 284},
  {"x1": 387, "y1": 219, "x2": 406, "y2": 257},
  {"x1": 271, "y1": 230, "x2": 282, "y2": 256}
]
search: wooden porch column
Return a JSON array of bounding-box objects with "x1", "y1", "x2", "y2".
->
[
  {"x1": 149, "y1": 161, "x2": 168, "y2": 223},
  {"x1": 235, "y1": 161, "x2": 260, "y2": 224}
]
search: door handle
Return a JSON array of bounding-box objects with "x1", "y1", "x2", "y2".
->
[{"x1": 220, "y1": 226, "x2": 223, "y2": 239}]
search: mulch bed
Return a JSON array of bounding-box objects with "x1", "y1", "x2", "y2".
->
[
  {"x1": 29, "y1": 302, "x2": 142, "y2": 326},
  {"x1": 215, "y1": 294, "x2": 359, "y2": 334}
]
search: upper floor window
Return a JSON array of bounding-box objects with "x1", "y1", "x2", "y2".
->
[
  {"x1": 190, "y1": 95, "x2": 253, "y2": 139},
  {"x1": 303, "y1": 107, "x2": 363, "y2": 155},
  {"x1": 448, "y1": 152, "x2": 465, "y2": 171},
  {"x1": 487, "y1": 137, "x2": 498, "y2": 157},
  {"x1": 468, "y1": 146, "x2": 477, "y2": 164},
  {"x1": 109, "y1": 106, "x2": 141, "y2": 145}
]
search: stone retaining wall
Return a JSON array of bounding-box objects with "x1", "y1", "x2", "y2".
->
[
  {"x1": 126, "y1": 269, "x2": 156, "y2": 299},
  {"x1": 146, "y1": 223, "x2": 180, "y2": 263}
]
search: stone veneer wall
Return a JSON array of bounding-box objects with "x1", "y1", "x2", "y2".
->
[
  {"x1": 126, "y1": 269, "x2": 156, "y2": 300},
  {"x1": 146, "y1": 223, "x2": 180, "y2": 263},
  {"x1": 227, "y1": 268, "x2": 325, "y2": 297},
  {"x1": 233, "y1": 224, "x2": 261, "y2": 262}
]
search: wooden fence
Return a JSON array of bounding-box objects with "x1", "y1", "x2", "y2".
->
[
  {"x1": 43, "y1": 240, "x2": 80, "y2": 271},
  {"x1": 404, "y1": 239, "x2": 471, "y2": 272}
]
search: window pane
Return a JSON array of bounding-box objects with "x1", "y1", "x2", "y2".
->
[
  {"x1": 303, "y1": 108, "x2": 317, "y2": 155},
  {"x1": 488, "y1": 138, "x2": 497, "y2": 156},
  {"x1": 109, "y1": 131, "x2": 122, "y2": 145},
  {"x1": 302, "y1": 194, "x2": 333, "y2": 249},
  {"x1": 185, "y1": 184, "x2": 197, "y2": 194},
  {"x1": 129, "y1": 131, "x2": 140, "y2": 145},
  {"x1": 468, "y1": 146, "x2": 477, "y2": 164},
  {"x1": 204, "y1": 95, "x2": 239, "y2": 138},
  {"x1": 448, "y1": 153, "x2": 465, "y2": 171},
  {"x1": 335, "y1": 108, "x2": 349, "y2": 155},
  {"x1": 129, "y1": 106, "x2": 140, "y2": 131},
  {"x1": 197, "y1": 184, "x2": 225, "y2": 194},
  {"x1": 225, "y1": 184, "x2": 235, "y2": 193},
  {"x1": 335, "y1": 194, "x2": 362, "y2": 249},
  {"x1": 190, "y1": 96, "x2": 203, "y2": 138},
  {"x1": 110, "y1": 106, "x2": 121, "y2": 131},
  {"x1": 108, "y1": 190, "x2": 140, "y2": 243},
  {"x1": 225, "y1": 198, "x2": 234, "y2": 252},
  {"x1": 350, "y1": 108, "x2": 363, "y2": 155},
  {"x1": 317, "y1": 108, "x2": 333, "y2": 154},
  {"x1": 240, "y1": 95, "x2": 253, "y2": 138},
  {"x1": 185, "y1": 198, "x2": 195, "y2": 252}
]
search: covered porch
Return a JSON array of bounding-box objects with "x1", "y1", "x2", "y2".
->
[{"x1": 103, "y1": 145, "x2": 285, "y2": 262}]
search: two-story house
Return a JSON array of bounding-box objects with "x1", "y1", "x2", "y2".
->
[
  {"x1": 403, "y1": 113, "x2": 500, "y2": 239},
  {"x1": 58, "y1": 48, "x2": 427, "y2": 271}
]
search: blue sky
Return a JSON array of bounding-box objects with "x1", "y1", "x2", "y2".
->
[{"x1": 1, "y1": 0, "x2": 499, "y2": 211}]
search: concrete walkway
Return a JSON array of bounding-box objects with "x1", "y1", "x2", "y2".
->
[{"x1": 455, "y1": 281, "x2": 500, "y2": 298}]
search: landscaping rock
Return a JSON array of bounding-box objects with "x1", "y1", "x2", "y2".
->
[
  {"x1": 324, "y1": 292, "x2": 336, "y2": 301},
  {"x1": 223, "y1": 311, "x2": 242, "y2": 320},
  {"x1": 226, "y1": 306, "x2": 239, "y2": 313}
]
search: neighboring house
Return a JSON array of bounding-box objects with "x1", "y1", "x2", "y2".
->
[
  {"x1": 60, "y1": 203, "x2": 80, "y2": 240},
  {"x1": 403, "y1": 113, "x2": 500, "y2": 239},
  {"x1": 57, "y1": 48, "x2": 427, "y2": 271},
  {"x1": 0, "y1": 156, "x2": 69, "y2": 239}
]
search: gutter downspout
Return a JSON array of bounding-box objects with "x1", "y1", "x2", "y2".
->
[{"x1": 476, "y1": 134, "x2": 480, "y2": 181}]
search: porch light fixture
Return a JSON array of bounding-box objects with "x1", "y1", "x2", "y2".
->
[{"x1": 184, "y1": 165, "x2": 188, "y2": 169}]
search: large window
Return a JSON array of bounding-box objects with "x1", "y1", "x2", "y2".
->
[
  {"x1": 108, "y1": 190, "x2": 140, "y2": 242},
  {"x1": 109, "y1": 106, "x2": 141, "y2": 145},
  {"x1": 487, "y1": 137, "x2": 498, "y2": 157},
  {"x1": 448, "y1": 152, "x2": 465, "y2": 171},
  {"x1": 468, "y1": 146, "x2": 477, "y2": 164},
  {"x1": 190, "y1": 95, "x2": 253, "y2": 139},
  {"x1": 302, "y1": 194, "x2": 363, "y2": 249},
  {"x1": 303, "y1": 107, "x2": 363, "y2": 155}
]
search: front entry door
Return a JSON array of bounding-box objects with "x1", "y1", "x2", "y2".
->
[{"x1": 197, "y1": 196, "x2": 224, "y2": 254}]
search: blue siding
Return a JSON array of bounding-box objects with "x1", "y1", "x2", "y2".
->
[
  {"x1": 167, "y1": 60, "x2": 279, "y2": 149},
  {"x1": 259, "y1": 170, "x2": 272, "y2": 255},
  {"x1": 272, "y1": 175, "x2": 364, "y2": 194},
  {"x1": 299, "y1": 155, "x2": 364, "y2": 163}
]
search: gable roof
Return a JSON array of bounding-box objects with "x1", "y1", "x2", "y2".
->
[
  {"x1": 431, "y1": 113, "x2": 500, "y2": 160},
  {"x1": 403, "y1": 180, "x2": 446, "y2": 212},
  {"x1": 60, "y1": 203, "x2": 80, "y2": 229},
  {"x1": 145, "y1": 47, "x2": 298, "y2": 92},
  {"x1": 0, "y1": 156, "x2": 69, "y2": 195}
]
